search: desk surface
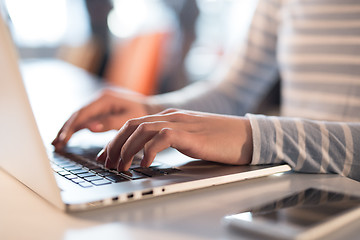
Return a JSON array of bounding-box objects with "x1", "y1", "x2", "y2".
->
[{"x1": 1, "y1": 59, "x2": 360, "y2": 240}]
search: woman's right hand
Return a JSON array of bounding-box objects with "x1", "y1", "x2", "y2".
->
[{"x1": 52, "y1": 89, "x2": 162, "y2": 151}]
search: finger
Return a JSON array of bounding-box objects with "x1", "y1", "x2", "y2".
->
[
  {"x1": 104, "y1": 141, "x2": 121, "y2": 170},
  {"x1": 104, "y1": 119, "x2": 140, "y2": 169},
  {"x1": 86, "y1": 114, "x2": 134, "y2": 132},
  {"x1": 52, "y1": 92, "x2": 116, "y2": 148},
  {"x1": 87, "y1": 121, "x2": 105, "y2": 132},
  {"x1": 53, "y1": 111, "x2": 96, "y2": 149},
  {"x1": 105, "y1": 113, "x2": 197, "y2": 170},
  {"x1": 52, "y1": 114, "x2": 91, "y2": 150},
  {"x1": 52, "y1": 124, "x2": 66, "y2": 147},
  {"x1": 96, "y1": 145, "x2": 107, "y2": 164},
  {"x1": 101, "y1": 142, "x2": 120, "y2": 170},
  {"x1": 52, "y1": 113, "x2": 79, "y2": 150},
  {"x1": 105, "y1": 155, "x2": 118, "y2": 170},
  {"x1": 117, "y1": 121, "x2": 173, "y2": 171},
  {"x1": 141, "y1": 128, "x2": 198, "y2": 168}
]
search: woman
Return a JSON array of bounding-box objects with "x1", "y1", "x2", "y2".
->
[{"x1": 53, "y1": 0, "x2": 360, "y2": 181}]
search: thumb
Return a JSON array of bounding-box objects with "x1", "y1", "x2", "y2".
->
[
  {"x1": 86, "y1": 115, "x2": 131, "y2": 132},
  {"x1": 87, "y1": 121, "x2": 105, "y2": 132}
]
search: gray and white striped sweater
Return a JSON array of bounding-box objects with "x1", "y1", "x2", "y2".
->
[{"x1": 151, "y1": 0, "x2": 360, "y2": 181}]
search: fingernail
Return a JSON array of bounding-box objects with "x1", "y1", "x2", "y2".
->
[
  {"x1": 96, "y1": 148, "x2": 105, "y2": 162},
  {"x1": 90, "y1": 122, "x2": 104, "y2": 132},
  {"x1": 97, "y1": 148, "x2": 105, "y2": 158},
  {"x1": 59, "y1": 132, "x2": 66, "y2": 142},
  {"x1": 94, "y1": 123, "x2": 104, "y2": 132}
]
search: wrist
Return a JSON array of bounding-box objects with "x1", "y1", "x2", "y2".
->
[{"x1": 240, "y1": 118, "x2": 253, "y2": 165}]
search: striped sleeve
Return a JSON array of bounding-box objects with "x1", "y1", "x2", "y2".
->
[
  {"x1": 278, "y1": 0, "x2": 360, "y2": 122},
  {"x1": 149, "y1": 0, "x2": 281, "y2": 115},
  {"x1": 247, "y1": 114, "x2": 360, "y2": 181}
]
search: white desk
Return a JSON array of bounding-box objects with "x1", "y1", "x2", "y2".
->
[{"x1": 1, "y1": 59, "x2": 360, "y2": 240}]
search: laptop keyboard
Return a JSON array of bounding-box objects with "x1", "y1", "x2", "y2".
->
[{"x1": 50, "y1": 146, "x2": 180, "y2": 188}]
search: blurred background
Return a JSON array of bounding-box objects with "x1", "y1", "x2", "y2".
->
[{"x1": 2, "y1": 0, "x2": 257, "y2": 96}]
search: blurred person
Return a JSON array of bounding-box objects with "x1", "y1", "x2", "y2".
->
[
  {"x1": 85, "y1": 0, "x2": 112, "y2": 77},
  {"x1": 158, "y1": 0, "x2": 199, "y2": 93},
  {"x1": 53, "y1": 0, "x2": 360, "y2": 181}
]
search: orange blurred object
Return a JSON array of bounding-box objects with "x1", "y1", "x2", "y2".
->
[{"x1": 105, "y1": 32, "x2": 169, "y2": 95}]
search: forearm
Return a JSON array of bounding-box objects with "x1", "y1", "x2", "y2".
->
[{"x1": 247, "y1": 114, "x2": 360, "y2": 181}]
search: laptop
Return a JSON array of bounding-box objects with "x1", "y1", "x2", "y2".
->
[{"x1": 0, "y1": 10, "x2": 291, "y2": 212}]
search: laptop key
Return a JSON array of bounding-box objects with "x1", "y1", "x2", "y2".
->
[
  {"x1": 120, "y1": 170, "x2": 147, "y2": 180},
  {"x1": 70, "y1": 168, "x2": 89, "y2": 175},
  {"x1": 65, "y1": 174, "x2": 78, "y2": 180},
  {"x1": 106, "y1": 175, "x2": 129, "y2": 183},
  {"x1": 64, "y1": 165, "x2": 83, "y2": 171},
  {"x1": 90, "y1": 168, "x2": 105, "y2": 174},
  {"x1": 57, "y1": 170, "x2": 71, "y2": 176},
  {"x1": 132, "y1": 167, "x2": 164, "y2": 177},
  {"x1": 92, "y1": 179, "x2": 112, "y2": 186},
  {"x1": 52, "y1": 165, "x2": 63, "y2": 172},
  {"x1": 78, "y1": 182, "x2": 93, "y2": 188},
  {"x1": 78, "y1": 172, "x2": 96, "y2": 178},
  {"x1": 157, "y1": 168, "x2": 181, "y2": 175},
  {"x1": 133, "y1": 167, "x2": 181, "y2": 177},
  {"x1": 51, "y1": 155, "x2": 70, "y2": 164},
  {"x1": 81, "y1": 163, "x2": 100, "y2": 170},
  {"x1": 97, "y1": 170, "x2": 114, "y2": 177},
  {"x1": 57, "y1": 162, "x2": 77, "y2": 168},
  {"x1": 71, "y1": 178, "x2": 85, "y2": 183},
  {"x1": 84, "y1": 175, "x2": 103, "y2": 182}
]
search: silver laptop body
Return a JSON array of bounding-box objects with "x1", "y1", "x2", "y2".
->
[{"x1": 0, "y1": 11, "x2": 290, "y2": 212}]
